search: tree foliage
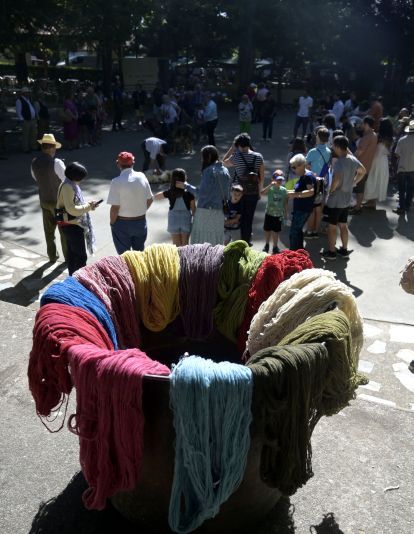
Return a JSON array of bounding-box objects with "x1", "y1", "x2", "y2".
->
[{"x1": 2, "y1": 0, "x2": 414, "y2": 98}]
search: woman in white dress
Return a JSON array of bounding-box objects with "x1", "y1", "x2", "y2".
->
[{"x1": 364, "y1": 118, "x2": 394, "y2": 209}]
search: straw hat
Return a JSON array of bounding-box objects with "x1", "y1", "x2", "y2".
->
[
  {"x1": 404, "y1": 120, "x2": 414, "y2": 133},
  {"x1": 37, "y1": 133, "x2": 62, "y2": 148}
]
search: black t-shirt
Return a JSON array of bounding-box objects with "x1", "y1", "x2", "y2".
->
[
  {"x1": 224, "y1": 200, "x2": 242, "y2": 229},
  {"x1": 293, "y1": 172, "x2": 316, "y2": 212},
  {"x1": 163, "y1": 189, "x2": 194, "y2": 211}
]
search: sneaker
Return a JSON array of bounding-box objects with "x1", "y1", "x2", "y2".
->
[
  {"x1": 392, "y1": 208, "x2": 405, "y2": 215},
  {"x1": 336, "y1": 247, "x2": 350, "y2": 258},
  {"x1": 272, "y1": 246, "x2": 280, "y2": 254},
  {"x1": 304, "y1": 231, "x2": 314, "y2": 239},
  {"x1": 262, "y1": 243, "x2": 269, "y2": 253},
  {"x1": 409, "y1": 360, "x2": 414, "y2": 373},
  {"x1": 321, "y1": 249, "x2": 337, "y2": 261}
]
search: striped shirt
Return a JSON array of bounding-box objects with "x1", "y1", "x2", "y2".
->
[{"x1": 230, "y1": 150, "x2": 264, "y2": 180}]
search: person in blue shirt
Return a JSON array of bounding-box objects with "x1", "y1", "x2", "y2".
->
[
  {"x1": 177, "y1": 145, "x2": 230, "y2": 245},
  {"x1": 305, "y1": 127, "x2": 331, "y2": 238}
]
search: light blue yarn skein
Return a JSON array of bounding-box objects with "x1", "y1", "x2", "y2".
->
[{"x1": 169, "y1": 355, "x2": 253, "y2": 534}]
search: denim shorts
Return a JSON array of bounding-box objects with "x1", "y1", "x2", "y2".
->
[{"x1": 168, "y1": 210, "x2": 192, "y2": 234}]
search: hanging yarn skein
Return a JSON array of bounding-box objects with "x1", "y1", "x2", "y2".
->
[
  {"x1": 247, "y1": 343, "x2": 330, "y2": 495},
  {"x1": 123, "y1": 244, "x2": 180, "y2": 332},
  {"x1": 28, "y1": 303, "x2": 114, "y2": 422},
  {"x1": 169, "y1": 355, "x2": 253, "y2": 534},
  {"x1": 178, "y1": 244, "x2": 224, "y2": 339},
  {"x1": 213, "y1": 240, "x2": 267, "y2": 343},
  {"x1": 238, "y1": 250, "x2": 313, "y2": 354},
  {"x1": 247, "y1": 269, "x2": 363, "y2": 360},
  {"x1": 278, "y1": 309, "x2": 367, "y2": 412},
  {"x1": 74, "y1": 255, "x2": 141, "y2": 349},
  {"x1": 40, "y1": 276, "x2": 118, "y2": 349},
  {"x1": 68, "y1": 344, "x2": 170, "y2": 510}
]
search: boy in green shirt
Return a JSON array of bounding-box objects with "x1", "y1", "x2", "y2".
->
[{"x1": 261, "y1": 171, "x2": 288, "y2": 253}]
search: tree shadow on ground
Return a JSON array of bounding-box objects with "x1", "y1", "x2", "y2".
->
[{"x1": 0, "y1": 261, "x2": 66, "y2": 306}]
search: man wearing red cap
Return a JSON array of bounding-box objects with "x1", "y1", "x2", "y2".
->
[{"x1": 107, "y1": 151, "x2": 153, "y2": 253}]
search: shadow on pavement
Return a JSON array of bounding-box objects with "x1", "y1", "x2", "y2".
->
[
  {"x1": 395, "y1": 211, "x2": 414, "y2": 241},
  {"x1": 348, "y1": 209, "x2": 394, "y2": 248},
  {"x1": 309, "y1": 512, "x2": 345, "y2": 534},
  {"x1": 29, "y1": 471, "x2": 344, "y2": 534},
  {"x1": 0, "y1": 261, "x2": 66, "y2": 306},
  {"x1": 29, "y1": 472, "x2": 139, "y2": 534}
]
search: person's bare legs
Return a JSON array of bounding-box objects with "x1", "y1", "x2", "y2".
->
[
  {"x1": 314, "y1": 205, "x2": 323, "y2": 232},
  {"x1": 180, "y1": 233, "x2": 189, "y2": 246},
  {"x1": 306, "y1": 210, "x2": 316, "y2": 233},
  {"x1": 327, "y1": 223, "x2": 337, "y2": 252},
  {"x1": 338, "y1": 222, "x2": 348, "y2": 250},
  {"x1": 271, "y1": 231, "x2": 279, "y2": 248},
  {"x1": 355, "y1": 192, "x2": 364, "y2": 210},
  {"x1": 171, "y1": 234, "x2": 181, "y2": 246}
]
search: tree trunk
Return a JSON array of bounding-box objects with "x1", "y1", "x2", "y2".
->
[
  {"x1": 117, "y1": 45, "x2": 124, "y2": 89},
  {"x1": 14, "y1": 52, "x2": 28, "y2": 84},
  {"x1": 238, "y1": 0, "x2": 255, "y2": 96},
  {"x1": 101, "y1": 43, "x2": 113, "y2": 98}
]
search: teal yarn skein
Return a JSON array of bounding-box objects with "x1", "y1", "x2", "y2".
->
[{"x1": 168, "y1": 355, "x2": 253, "y2": 534}]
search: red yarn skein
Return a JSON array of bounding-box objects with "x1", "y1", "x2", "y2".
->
[
  {"x1": 237, "y1": 250, "x2": 313, "y2": 355},
  {"x1": 67, "y1": 344, "x2": 170, "y2": 510},
  {"x1": 28, "y1": 303, "x2": 114, "y2": 423}
]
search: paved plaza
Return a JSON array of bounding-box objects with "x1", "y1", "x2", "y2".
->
[{"x1": 0, "y1": 109, "x2": 413, "y2": 533}]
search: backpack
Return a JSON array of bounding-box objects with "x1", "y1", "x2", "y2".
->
[
  {"x1": 236, "y1": 152, "x2": 259, "y2": 196},
  {"x1": 316, "y1": 147, "x2": 331, "y2": 179}
]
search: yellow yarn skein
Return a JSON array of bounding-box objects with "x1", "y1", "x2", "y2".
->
[{"x1": 122, "y1": 244, "x2": 180, "y2": 332}]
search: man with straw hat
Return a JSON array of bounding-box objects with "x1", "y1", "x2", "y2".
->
[
  {"x1": 15, "y1": 86, "x2": 38, "y2": 152},
  {"x1": 31, "y1": 134, "x2": 67, "y2": 262},
  {"x1": 393, "y1": 119, "x2": 414, "y2": 215}
]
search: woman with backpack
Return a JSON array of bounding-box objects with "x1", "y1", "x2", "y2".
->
[
  {"x1": 304, "y1": 127, "x2": 331, "y2": 238},
  {"x1": 223, "y1": 133, "x2": 265, "y2": 246}
]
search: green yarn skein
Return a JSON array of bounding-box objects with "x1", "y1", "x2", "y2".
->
[{"x1": 214, "y1": 241, "x2": 267, "y2": 342}]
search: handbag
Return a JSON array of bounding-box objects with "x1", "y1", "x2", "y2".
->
[
  {"x1": 54, "y1": 206, "x2": 76, "y2": 223},
  {"x1": 55, "y1": 184, "x2": 76, "y2": 222},
  {"x1": 214, "y1": 165, "x2": 230, "y2": 216}
]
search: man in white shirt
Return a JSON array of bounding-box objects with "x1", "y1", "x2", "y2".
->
[
  {"x1": 293, "y1": 89, "x2": 313, "y2": 138},
  {"x1": 16, "y1": 87, "x2": 38, "y2": 152},
  {"x1": 31, "y1": 133, "x2": 67, "y2": 262},
  {"x1": 141, "y1": 136, "x2": 168, "y2": 174},
  {"x1": 331, "y1": 94, "x2": 345, "y2": 127},
  {"x1": 107, "y1": 151, "x2": 154, "y2": 254}
]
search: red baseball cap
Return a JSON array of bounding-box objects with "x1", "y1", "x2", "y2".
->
[{"x1": 117, "y1": 151, "x2": 135, "y2": 166}]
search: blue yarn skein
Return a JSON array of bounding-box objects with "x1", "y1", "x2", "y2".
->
[
  {"x1": 169, "y1": 355, "x2": 253, "y2": 534},
  {"x1": 40, "y1": 277, "x2": 118, "y2": 349}
]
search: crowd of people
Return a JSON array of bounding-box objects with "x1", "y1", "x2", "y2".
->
[{"x1": 20, "y1": 77, "x2": 414, "y2": 277}]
